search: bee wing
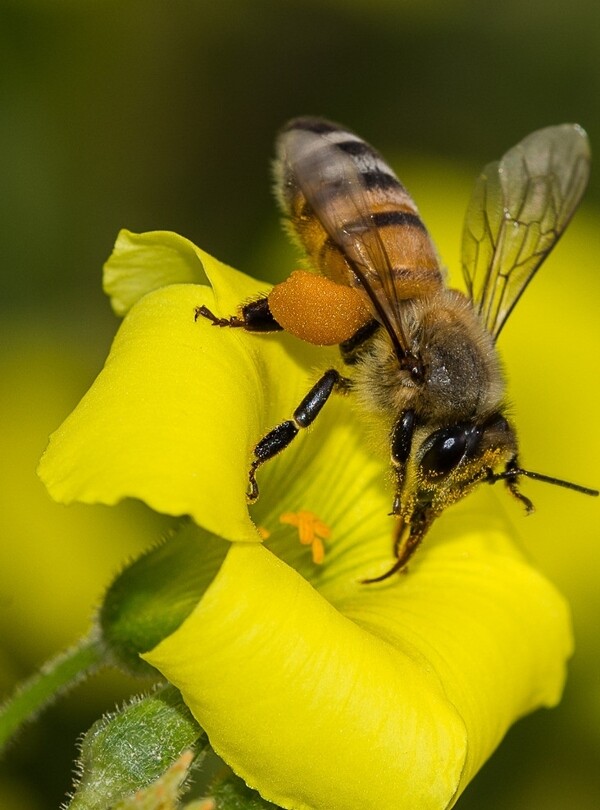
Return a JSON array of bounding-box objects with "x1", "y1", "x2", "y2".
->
[
  {"x1": 283, "y1": 127, "x2": 414, "y2": 362},
  {"x1": 461, "y1": 124, "x2": 590, "y2": 340},
  {"x1": 319, "y1": 167, "x2": 415, "y2": 361}
]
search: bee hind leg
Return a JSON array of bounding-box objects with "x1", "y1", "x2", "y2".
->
[
  {"x1": 248, "y1": 368, "x2": 349, "y2": 502},
  {"x1": 195, "y1": 297, "x2": 283, "y2": 333},
  {"x1": 339, "y1": 319, "x2": 380, "y2": 364}
]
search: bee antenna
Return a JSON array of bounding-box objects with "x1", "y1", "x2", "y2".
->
[{"x1": 492, "y1": 467, "x2": 599, "y2": 497}]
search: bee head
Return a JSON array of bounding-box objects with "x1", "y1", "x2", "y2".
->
[{"x1": 391, "y1": 412, "x2": 518, "y2": 520}]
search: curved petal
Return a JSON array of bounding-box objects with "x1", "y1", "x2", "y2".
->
[
  {"x1": 103, "y1": 229, "x2": 211, "y2": 316},
  {"x1": 38, "y1": 248, "x2": 340, "y2": 542},
  {"x1": 333, "y1": 497, "x2": 573, "y2": 802},
  {"x1": 145, "y1": 543, "x2": 467, "y2": 810},
  {"x1": 145, "y1": 511, "x2": 571, "y2": 810}
]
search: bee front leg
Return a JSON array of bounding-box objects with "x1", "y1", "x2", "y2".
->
[
  {"x1": 248, "y1": 368, "x2": 350, "y2": 502},
  {"x1": 486, "y1": 458, "x2": 535, "y2": 514},
  {"x1": 195, "y1": 297, "x2": 283, "y2": 333}
]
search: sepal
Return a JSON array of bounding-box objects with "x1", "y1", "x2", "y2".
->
[
  {"x1": 99, "y1": 522, "x2": 227, "y2": 675},
  {"x1": 67, "y1": 685, "x2": 205, "y2": 809}
]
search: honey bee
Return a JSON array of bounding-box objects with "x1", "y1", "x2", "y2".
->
[{"x1": 197, "y1": 117, "x2": 597, "y2": 582}]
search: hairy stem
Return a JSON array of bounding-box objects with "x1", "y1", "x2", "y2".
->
[{"x1": 0, "y1": 632, "x2": 105, "y2": 750}]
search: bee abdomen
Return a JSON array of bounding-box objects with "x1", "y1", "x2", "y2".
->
[
  {"x1": 276, "y1": 117, "x2": 410, "y2": 210},
  {"x1": 274, "y1": 117, "x2": 442, "y2": 297}
]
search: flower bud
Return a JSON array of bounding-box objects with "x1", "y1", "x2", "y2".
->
[
  {"x1": 99, "y1": 522, "x2": 227, "y2": 675},
  {"x1": 69, "y1": 684, "x2": 204, "y2": 808}
]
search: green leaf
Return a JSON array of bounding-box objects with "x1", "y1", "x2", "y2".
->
[
  {"x1": 68, "y1": 685, "x2": 206, "y2": 810},
  {"x1": 113, "y1": 751, "x2": 196, "y2": 810}
]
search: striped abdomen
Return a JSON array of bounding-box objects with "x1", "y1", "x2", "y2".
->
[{"x1": 274, "y1": 117, "x2": 442, "y2": 303}]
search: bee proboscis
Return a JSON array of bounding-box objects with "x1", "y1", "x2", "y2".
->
[{"x1": 197, "y1": 117, "x2": 597, "y2": 582}]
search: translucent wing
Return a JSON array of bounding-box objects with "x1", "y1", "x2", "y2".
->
[
  {"x1": 280, "y1": 124, "x2": 437, "y2": 365},
  {"x1": 462, "y1": 124, "x2": 590, "y2": 339},
  {"x1": 301, "y1": 147, "x2": 413, "y2": 360}
]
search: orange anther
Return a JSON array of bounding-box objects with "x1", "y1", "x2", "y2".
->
[{"x1": 279, "y1": 510, "x2": 331, "y2": 565}]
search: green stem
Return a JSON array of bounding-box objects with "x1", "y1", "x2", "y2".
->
[{"x1": 0, "y1": 631, "x2": 105, "y2": 750}]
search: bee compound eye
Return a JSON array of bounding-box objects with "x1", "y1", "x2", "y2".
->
[{"x1": 420, "y1": 423, "x2": 481, "y2": 478}]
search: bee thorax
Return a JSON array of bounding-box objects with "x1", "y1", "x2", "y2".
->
[{"x1": 352, "y1": 291, "x2": 506, "y2": 423}]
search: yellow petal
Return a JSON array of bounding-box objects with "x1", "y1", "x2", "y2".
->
[
  {"x1": 103, "y1": 229, "x2": 210, "y2": 316},
  {"x1": 339, "y1": 498, "x2": 573, "y2": 801},
  {"x1": 145, "y1": 543, "x2": 467, "y2": 810},
  {"x1": 38, "y1": 241, "x2": 338, "y2": 542},
  {"x1": 145, "y1": 501, "x2": 571, "y2": 810},
  {"x1": 36, "y1": 285, "x2": 249, "y2": 540}
]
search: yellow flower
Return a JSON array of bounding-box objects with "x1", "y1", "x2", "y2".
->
[{"x1": 38, "y1": 230, "x2": 572, "y2": 810}]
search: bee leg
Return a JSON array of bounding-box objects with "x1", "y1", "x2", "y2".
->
[
  {"x1": 390, "y1": 409, "x2": 416, "y2": 494},
  {"x1": 195, "y1": 297, "x2": 283, "y2": 333},
  {"x1": 247, "y1": 368, "x2": 348, "y2": 502},
  {"x1": 504, "y1": 476, "x2": 535, "y2": 514},
  {"x1": 487, "y1": 459, "x2": 535, "y2": 513},
  {"x1": 339, "y1": 319, "x2": 380, "y2": 365}
]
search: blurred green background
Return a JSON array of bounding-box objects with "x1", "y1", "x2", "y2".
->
[{"x1": 1, "y1": 1, "x2": 598, "y2": 808}]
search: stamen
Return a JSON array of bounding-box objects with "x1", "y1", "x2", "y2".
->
[
  {"x1": 279, "y1": 510, "x2": 331, "y2": 565},
  {"x1": 311, "y1": 536, "x2": 326, "y2": 566},
  {"x1": 256, "y1": 525, "x2": 271, "y2": 540}
]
